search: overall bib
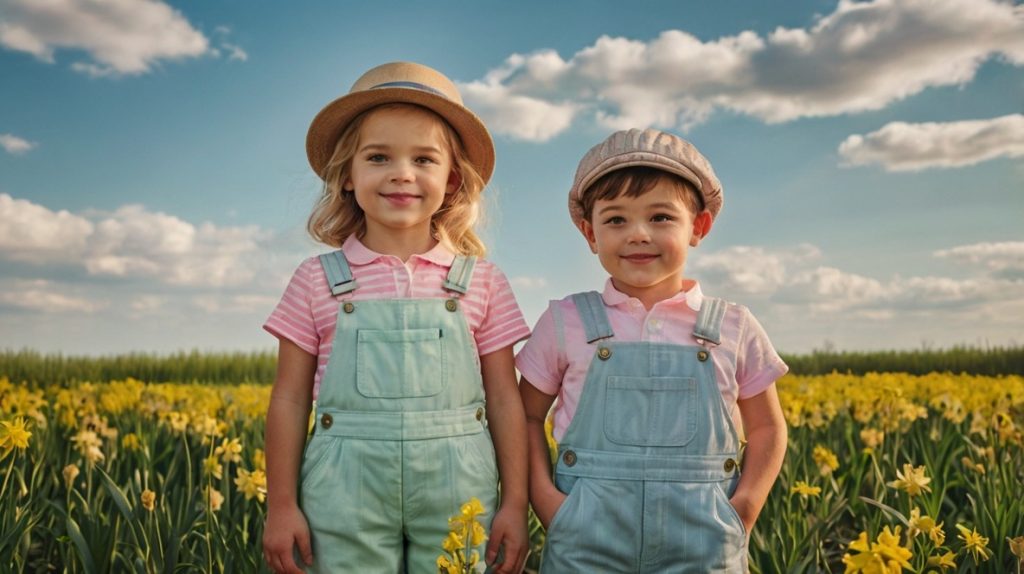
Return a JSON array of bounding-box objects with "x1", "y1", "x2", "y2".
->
[
  {"x1": 541, "y1": 292, "x2": 747, "y2": 573},
  {"x1": 300, "y1": 251, "x2": 498, "y2": 573}
]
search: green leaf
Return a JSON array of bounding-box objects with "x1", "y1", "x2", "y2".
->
[
  {"x1": 97, "y1": 466, "x2": 134, "y2": 522},
  {"x1": 66, "y1": 515, "x2": 97, "y2": 574}
]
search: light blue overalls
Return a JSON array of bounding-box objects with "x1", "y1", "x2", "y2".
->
[
  {"x1": 541, "y1": 292, "x2": 747, "y2": 573},
  {"x1": 299, "y1": 250, "x2": 498, "y2": 573}
]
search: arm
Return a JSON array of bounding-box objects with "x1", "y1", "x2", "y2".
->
[
  {"x1": 480, "y1": 346, "x2": 529, "y2": 574},
  {"x1": 262, "y1": 338, "x2": 317, "y2": 574},
  {"x1": 730, "y1": 384, "x2": 787, "y2": 534},
  {"x1": 519, "y1": 379, "x2": 563, "y2": 530}
]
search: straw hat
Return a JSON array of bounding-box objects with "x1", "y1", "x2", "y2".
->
[
  {"x1": 306, "y1": 61, "x2": 495, "y2": 183},
  {"x1": 568, "y1": 128, "x2": 723, "y2": 233}
]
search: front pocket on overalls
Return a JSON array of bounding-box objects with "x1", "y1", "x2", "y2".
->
[
  {"x1": 603, "y1": 376, "x2": 698, "y2": 446},
  {"x1": 546, "y1": 474, "x2": 581, "y2": 537},
  {"x1": 356, "y1": 328, "x2": 447, "y2": 398},
  {"x1": 299, "y1": 435, "x2": 337, "y2": 493},
  {"x1": 713, "y1": 480, "x2": 749, "y2": 541}
]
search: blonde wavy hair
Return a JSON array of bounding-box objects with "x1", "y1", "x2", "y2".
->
[{"x1": 307, "y1": 103, "x2": 487, "y2": 257}]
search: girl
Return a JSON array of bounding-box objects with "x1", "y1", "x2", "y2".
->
[{"x1": 262, "y1": 62, "x2": 530, "y2": 574}]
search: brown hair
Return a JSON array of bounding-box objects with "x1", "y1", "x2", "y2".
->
[
  {"x1": 307, "y1": 104, "x2": 487, "y2": 256},
  {"x1": 576, "y1": 166, "x2": 704, "y2": 223}
]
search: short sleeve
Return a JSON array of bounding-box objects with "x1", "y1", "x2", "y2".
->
[
  {"x1": 474, "y1": 264, "x2": 531, "y2": 356},
  {"x1": 514, "y1": 304, "x2": 566, "y2": 396},
  {"x1": 735, "y1": 307, "x2": 788, "y2": 400},
  {"x1": 263, "y1": 259, "x2": 320, "y2": 356}
]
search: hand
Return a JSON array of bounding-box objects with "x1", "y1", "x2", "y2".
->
[
  {"x1": 532, "y1": 483, "x2": 567, "y2": 531},
  {"x1": 729, "y1": 493, "x2": 757, "y2": 535},
  {"x1": 486, "y1": 504, "x2": 529, "y2": 574},
  {"x1": 263, "y1": 504, "x2": 313, "y2": 574}
]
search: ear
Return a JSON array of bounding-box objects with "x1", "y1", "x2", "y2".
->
[
  {"x1": 580, "y1": 220, "x2": 599, "y2": 254},
  {"x1": 342, "y1": 178, "x2": 354, "y2": 192},
  {"x1": 446, "y1": 170, "x2": 461, "y2": 195},
  {"x1": 689, "y1": 211, "x2": 713, "y2": 247}
]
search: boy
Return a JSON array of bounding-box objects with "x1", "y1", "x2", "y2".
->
[{"x1": 517, "y1": 128, "x2": 788, "y2": 572}]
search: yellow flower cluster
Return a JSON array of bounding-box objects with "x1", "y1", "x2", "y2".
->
[
  {"x1": 437, "y1": 497, "x2": 488, "y2": 574},
  {"x1": 842, "y1": 525, "x2": 912, "y2": 573}
]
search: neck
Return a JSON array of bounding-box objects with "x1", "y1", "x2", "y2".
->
[{"x1": 360, "y1": 228, "x2": 438, "y2": 262}]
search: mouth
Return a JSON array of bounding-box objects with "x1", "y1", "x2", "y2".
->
[
  {"x1": 621, "y1": 253, "x2": 659, "y2": 263},
  {"x1": 380, "y1": 192, "x2": 422, "y2": 205}
]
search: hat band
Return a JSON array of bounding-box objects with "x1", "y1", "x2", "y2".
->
[{"x1": 370, "y1": 81, "x2": 450, "y2": 100}]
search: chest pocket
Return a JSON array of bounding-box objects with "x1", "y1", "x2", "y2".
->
[
  {"x1": 603, "y1": 376, "x2": 697, "y2": 447},
  {"x1": 356, "y1": 328, "x2": 447, "y2": 398}
]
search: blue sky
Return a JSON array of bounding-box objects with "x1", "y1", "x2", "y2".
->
[{"x1": 1, "y1": 0, "x2": 1022, "y2": 355}]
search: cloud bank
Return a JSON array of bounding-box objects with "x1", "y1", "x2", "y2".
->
[{"x1": 460, "y1": 0, "x2": 1024, "y2": 141}]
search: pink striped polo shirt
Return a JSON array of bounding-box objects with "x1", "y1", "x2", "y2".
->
[
  {"x1": 515, "y1": 279, "x2": 788, "y2": 441},
  {"x1": 265, "y1": 235, "x2": 531, "y2": 398}
]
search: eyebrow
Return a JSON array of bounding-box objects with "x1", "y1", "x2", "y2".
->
[
  {"x1": 596, "y1": 201, "x2": 683, "y2": 215},
  {"x1": 357, "y1": 143, "x2": 444, "y2": 154}
]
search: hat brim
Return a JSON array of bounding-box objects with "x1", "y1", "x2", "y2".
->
[{"x1": 306, "y1": 87, "x2": 495, "y2": 184}]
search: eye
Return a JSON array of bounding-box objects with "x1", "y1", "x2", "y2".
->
[
  {"x1": 651, "y1": 213, "x2": 675, "y2": 223},
  {"x1": 603, "y1": 216, "x2": 625, "y2": 225},
  {"x1": 366, "y1": 154, "x2": 387, "y2": 163},
  {"x1": 415, "y1": 156, "x2": 439, "y2": 165}
]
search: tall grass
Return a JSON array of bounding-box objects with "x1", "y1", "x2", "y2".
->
[
  {"x1": 3, "y1": 345, "x2": 1023, "y2": 387},
  {"x1": 0, "y1": 349, "x2": 277, "y2": 387}
]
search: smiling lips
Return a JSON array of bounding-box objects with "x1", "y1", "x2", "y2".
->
[
  {"x1": 621, "y1": 253, "x2": 659, "y2": 263},
  {"x1": 380, "y1": 192, "x2": 421, "y2": 206}
]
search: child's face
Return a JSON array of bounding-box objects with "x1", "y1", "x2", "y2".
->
[
  {"x1": 581, "y1": 181, "x2": 711, "y2": 308},
  {"x1": 344, "y1": 106, "x2": 456, "y2": 246}
]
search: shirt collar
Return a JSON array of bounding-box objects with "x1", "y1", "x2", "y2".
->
[
  {"x1": 600, "y1": 277, "x2": 703, "y2": 312},
  {"x1": 341, "y1": 235, "x2": 456, "y2": 267}
]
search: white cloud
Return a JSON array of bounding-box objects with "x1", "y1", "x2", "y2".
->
[
  {"x1": 0, "y1": 279, "x2": 105, "y2": 313},
  {"x1": 0, "y1": 192, "x2": 94, "y2": 262},
  {"x1": 0, "y1": 133, "x2": 37, "y2": 155},
  {"x1": 691, "y1": 244, "x2": 821, "y2": 295},
  {"x1": 839, "y1": 114, "x2": 1024, "y2": 171},
  {"x1": 0, "y1": 193, "x2": 274, "y2": 287},
  {"x1": 464, "y1": 0, "x2": 1024, "y2": 140},
  {"x1": 0, "y1": 0, "x2": 210, "y2": 76},
  {"x1": 692, "y1": 242, "x2": 1024, "y2": 317},
  {"x1": 935, "y1": 241, "x2": 1024, "y2": 272}
]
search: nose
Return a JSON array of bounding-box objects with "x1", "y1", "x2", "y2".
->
[
  {"x1": 626, "y1": 222, "x2": 651, "y2": 243},
  {"x1": 389, "y1": 160, "x2": 415, "y2": 183}
]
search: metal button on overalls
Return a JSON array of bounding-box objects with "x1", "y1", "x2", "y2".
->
[
  {"x1": 562, "y1": 450, "x2": 577, "y2": 467},
  {"x1": 320, "y1": 413, "x2": 333, "y2": 429},
  {"x1": 597, "y1": 347, "x2": 612, "y2": 360},
  {"x1": 445, "y1": 299, "x2": 458, "y2": 312},
  {"x1": 697, "y1": 349, "x2": 709, "y2": 362},
  {"x1": 724, "y1": 458, "x2": 737, "y2": 473},
  {"x1": 342, "y1": 302, "x2": 355, "y2": 314},
  {"x1": 475, "y1": 407, "x2": 484, "y2": 421}
]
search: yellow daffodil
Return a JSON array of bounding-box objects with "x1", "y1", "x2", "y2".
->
[
  {"x1": 437, "y1": 497, "x2": 488, "y2": 573},
  {"x1": 122, "y1": 433, "x2": 142, "y2": 451},
  {"x1": 252, "y1": 448, "x2": 266, "y2": 471},
  {"x1": 0, "y1": 417, "x2": 32, "y2": 453},
  {"x1": 888, "y1": 463, "x2": 931, "y2": 497},
  {"x1": 812, "y1": 445, "x2": 839, "y2": 476},
  {"x1": 842, "y1": 526, "x2": 913, "y2": 574},
  {"x1": 63, "y1": 464, "x2": 80, "y2": 488},
  {"x1": 1008, "y1": 536, "x2": 1024, "y2": 559},
  {"x1": 926, "y1": 551, "x2": 956, "y2": 570},
  {"x1": 140, "y1": 489, "x2": 156, "y2": 512},
  {"x1": 71, "y1": 429, "x2": 105, "y2": 465},
  {"x1": 956, "y1": 524, "x2": 992, "y2": 563},
  {"x1": 907, "y1": 508, "x2": 944, "y2": 545},
  {"x1": 215, "y1": 437, "x2": 243, "y2": 464},
  {"x1": 205, "y1": 486, "x2": 224, "y2": 512},
  {"x1": 860, "y1": 428, "x2": 884, "y2": 450},
  {"x1": 790, "y1": 481, "x2": 822, "y2": 498},
  {"x1": 960, "y1": 456, "x2": 985, "y2": 475},
  {"x1": 202, "y1": 454, "x2": 223, "y2": 480},
  {"x1": 234, "y1": 468, "x2": 267, "y2": 503}
]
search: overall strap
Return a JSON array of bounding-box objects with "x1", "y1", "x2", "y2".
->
[
  {"x1": 693, "y1": 297, "x2": 727, "y2": 346},
  {"x1": 571, "y1": 291, "x2": 614, "y2": 343},
  {"x1": 318, "y1": 250, "x2": 358, "y2": 296},
  {"x1": 443, "y1": 255, "x2": 477, "y2": 294}
]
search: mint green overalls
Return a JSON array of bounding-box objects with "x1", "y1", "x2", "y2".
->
[
  {"x1": 541, "y1": 292, "x2": 747, "y2": 573},
  {"x1": 299, "y1": 250, "x2": 497, "y2": 573}
]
